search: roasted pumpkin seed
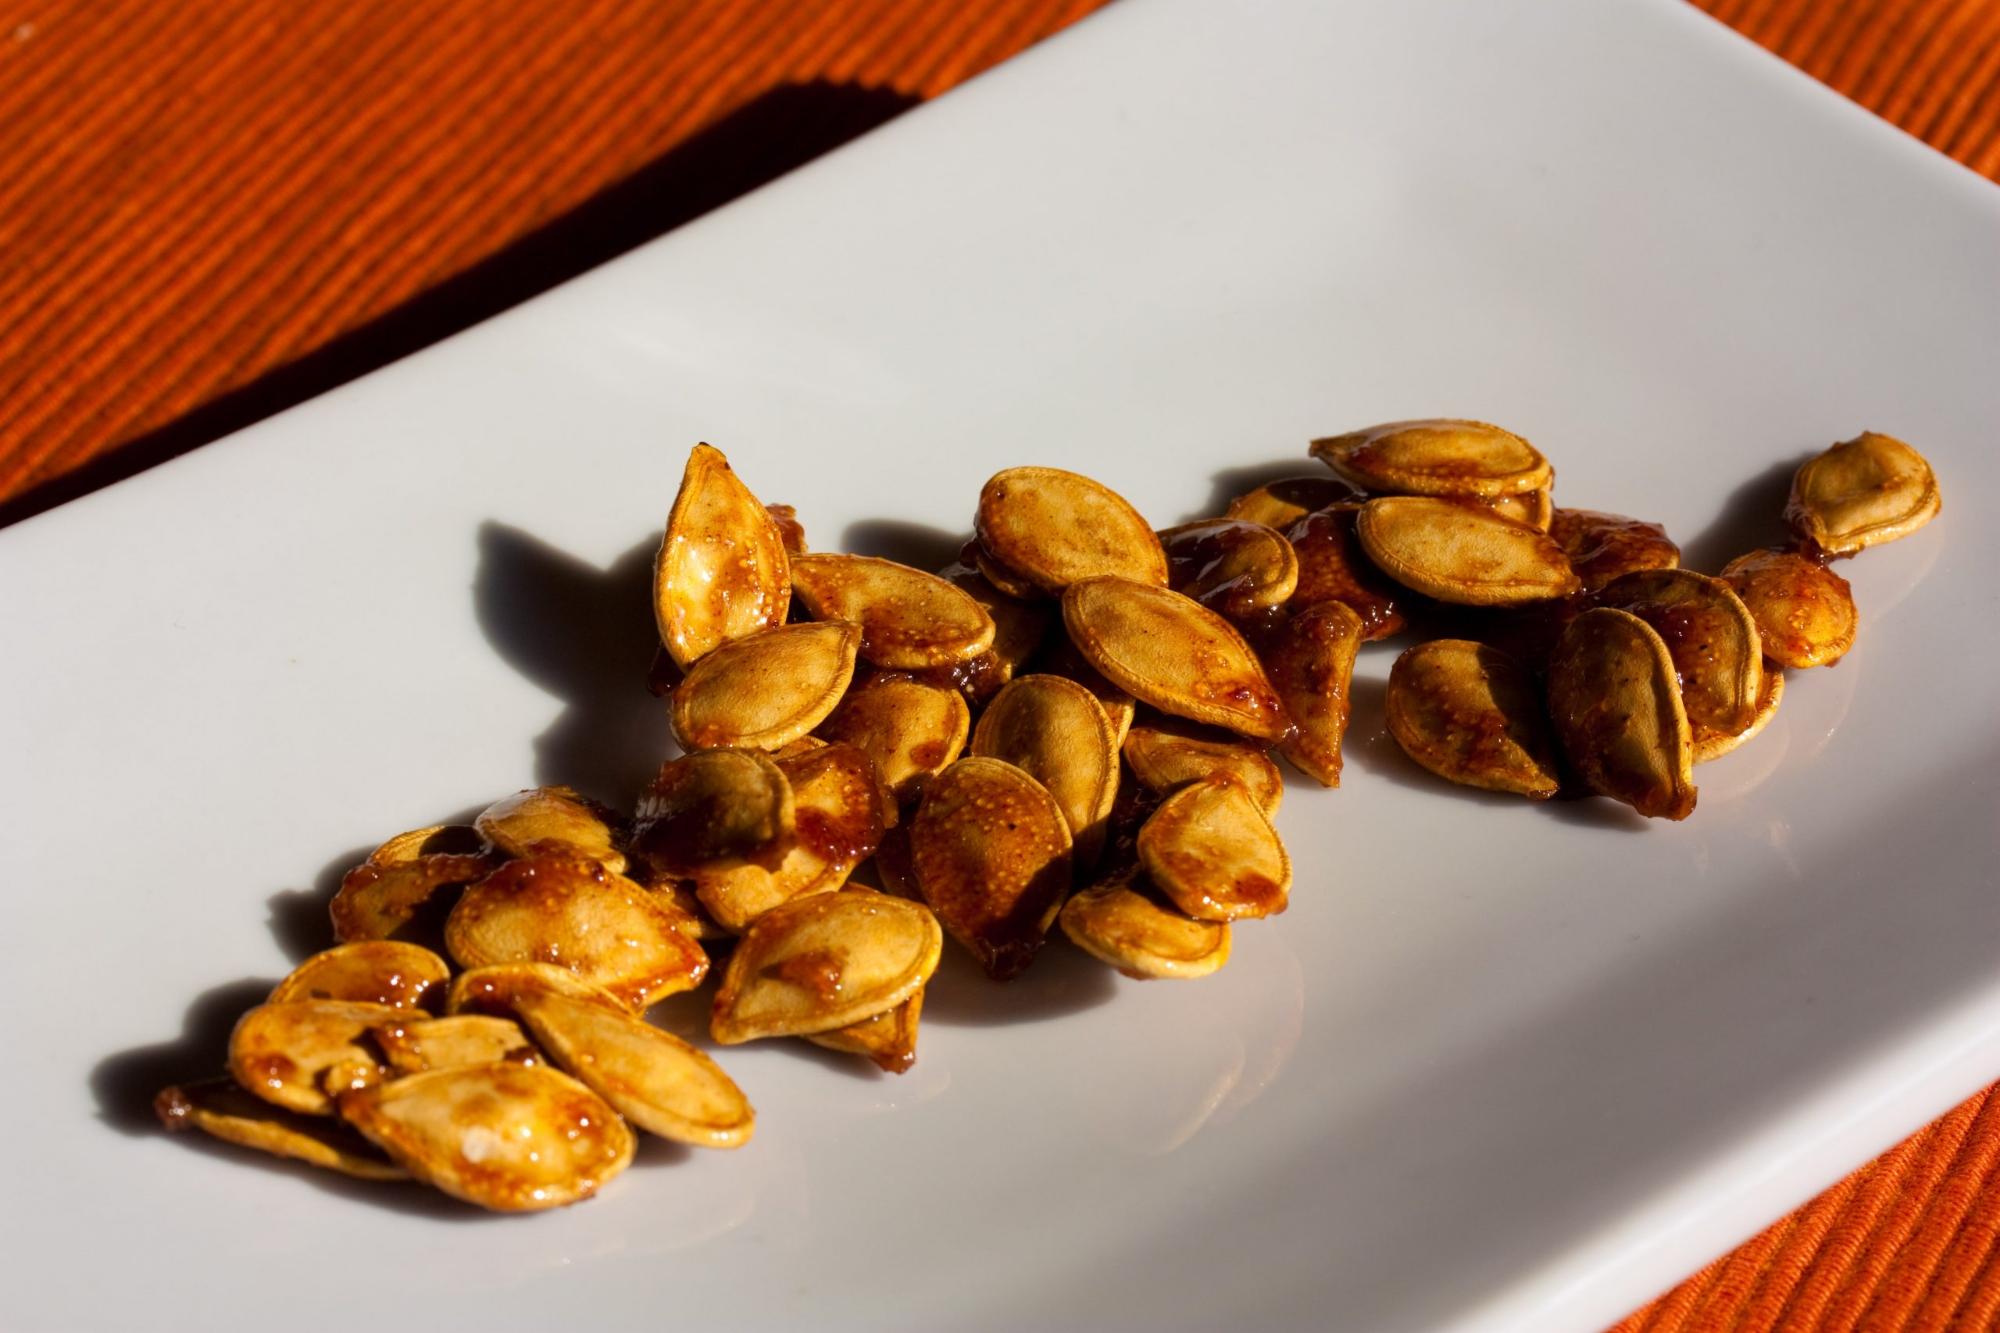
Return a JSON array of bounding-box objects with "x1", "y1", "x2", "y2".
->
[
  {"x1": 766, "y1": 503, "x2": 808, "y2": 554},
  {"x1": 669, "y1": 620, "x2": 860, "y2": 751},
  {"x1": 1356, "y1": 496, "x2": 1580, "y2": 605},
  {"x1": 474, "y1": 786, "x2": 626, "y2": 874},
  {"x1": 1598, "y1": 568, "x2": 1763, "y2": 740},
  {"x1": 693, "y1": 742, "x2": 887, "y2": 932},
  {"x1": 515, "y1": 990, "x2": 754, "y2": 1148},
  {"x1": 1312, "y1": 419, "x2": 1552, "y2": 498},
  {"x1": 815, "y1": 671, "x2": 970, "y2": 803},
  {"x1": 444, "y1": 962, "x2": 630, "y2": 1019},
  {"x1": 1136, "y1": 775, "x2": 1291, "y2": 921},
  {"x1": 1225, "y1": 475, "x2": 1362, "y2": 530},
  {"x1": 1059, "y1": 880, "x2": 1232, "y2": 980},
  {"x1": 630, "y1": 748, "x2": 796, "y2": 877},
  {"x1": 1263, "y1": 600, "x2": 1363, "y2": 787},
  {"x1": 268, "y1": 941, "x2": 450, "y2": 1010},
  {"x1": 1548, "y1": 508, "x2": 1680, "y2": 590},
  {"x1": 338, "y1": 1063, "x2": 634, "y2": 1212},
  {"x1": 1786, "y1": 431, "x2": 1941, "y2": 555},
  {"x1": 1721, "y1": 548, "x2": 1858, "y2": 668},
  {"x1": 975, "y1": 466, "x2": 1169, "y2": 593},
  {"x1": 804, "y1": 990, "x2": 924, "y2": 1074},
  {"x1": 329, "y1": 829, "x2": 495, "y2": 944},
  {"x1": 1546, "y1": 607, "x2": 1697, "y2": 820},
  {"x1": 1062, "y1": 576, "x2": 1291, "y2": 742},
  {"x1": 1121, "y1": 721, "x2": 1283, "y2": 817},
  {"x1": 1285, "y1": 504, "x2": 1406, "y2": 639},
  {"x1": 1384, "y1": 639, "x2": 1560, "y2": 798},
  {"x1": 1484, "y1": 489, "x2": 1553, "y2": 531},
  {"x1": 909, "y1": 757, "x2": 1075, "y2": 979},
  {"x1": 371, "y1": 1015, "x2": 538, "y2": 1075},
  {"x1": 155, "y1": 1078, "x2": 407, "y2": 1180},
  {"x1": 228, "y1": 1001, "x2": 403, "y2": 1115},
  {"x1": 444, "y1": 854, "x2": 709, "y2": 1010},
  {"x1": 936, "y1": 554, "x2": 1052, "y2": 693},
  {"x1": 655, "y1": 443, "x2": 793, "y2": 668},
  {"x1": 971, "y1": 544, "x2": 1045, "y2": 601},
  {"x1": 1692, "y1": 662, "x2": 1785, "y2": 763},
  {"x1": 1031, "y1": 631, "x2": 1138, "y2": 746},
  {"x1": 791, "y1": 553, "x2": 997, "y2": 668},
  {"x1": 1157, "y1": 519, "x2": 1300, "y2": 619},
  {"x1": 711, "y1": 890, "x2": 942, "y2": 1042},
  {"x1": 970, "y1": 675, "x2": 1120, "y2": 867}
]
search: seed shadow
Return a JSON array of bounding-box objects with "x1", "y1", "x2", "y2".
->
[
  {"x1": 920, "y1": 935, "x2": 1118, "y2": 1028},
  {"x1": 1676, "y1": 454, "x2": 1809, "y2": 574},
  {"x1": 1189, "y1": 459, "x2": 1329, "y2": 525},
  {"x1": 782, "y1": 1039, "x2": 900, "y2": 1082},
  {"x1": 90, "y1": 976, "x2": 280, "y2": 1137},
  {"x1": 264, "y1": 842, "x2": 382, "y2": 963},
  {"x1": 838, "y1": 519, "x2": 966, "y2": 571},
  {"x1": 472, "y1": 523, "x2": 672, "y2": 803}
]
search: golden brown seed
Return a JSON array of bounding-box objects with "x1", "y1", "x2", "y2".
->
[
  {"x1": 1121, "y1": 721, "x2": 1283, "y2": 817},
  {"x1": 669, "y1": 621, "x2": 861, "y2": 751},
  {"x1": 694, "y1": 743, "x2": 887, "y2": 932},
  {"x1": 154, "y1": 1078, "x2": 407, "y2": 1181},
  {"x1": 936, "y1": 555, "x2": 1052, "y2": 692},
  {"x1": 970, "y1": 675, "x2": 1120, "y2": 867},
  {"x1": 1285, "y1": 504, "x2": 1406, "y2": 640},
  {"x1": 444, "y1": 963, "x2": 630, "y2": 1020},
  {"x1": 329, "y1": 830, "x2": 495, "y2": 944},
  {"x1": 228, "y1": 1001, "x2": 404, "y2": 1115},
  {"x1": 909, "y1": 757, "x2": 1074, "y2": 980},
  {"x1": 630, "y1": 748, "x2": 795, "y2": 878},
  {"x1": 630, "y1": 870, "x2": 728, "y2": 940},
  {"x1": 766, "y1": 503, "x2": 808, "y2": 554},
  {"x1": 1785, "y1": 431, "x2": 1941, "y2": 555},
  {"x1": 975, "y1": 466, "x2": 1169, "y2": 593},
  {"x1": 444, "y1": 855, "x2": 709, "y2": 1010},
  {"x1": 791, "y1": 553, "x2": 997, "y2": 669},
  {"x1": 1547, "y1": 607, "x2": 1697, "y2": 820},
  {"x1": 474, "y1": 787, "x2": 626, "y2": 874},
  {"x1": 1598, "y1": 568, "x2": 1764, "y2": 740},
  {"x1": 1692, "y1": 662, "x2": 1785, "y2": 763},
  {"x1": 1225, "y1": 475, "x2": 1362, "y2": 530},
  {"x1": 1031, "y1": 632, "x2": 1138, "y2": 747},
  {"x1": 1136, "y1": 775, "x2": 1291, "y2": 921},
  {"x1": 1356, "y1": 497, "x2": 1581, "y2": 605},
  {"x1": 972, "y1": 544, "x2": 1045, "y2": 601},
  {"x1": 1061, "y1": 576, "x2": 1291, "y2": 742},
  {"x1": 338, "y1": 1063, "x2": 634, "y2": 1212},
  {"x1": 711, "y1": 890, "x2": 943, "y2": 1042},
  {"x1": 268, "y1": 941, "x2": 450, "y2": 1010},
  {"x1": 1547, "y1": 507, "x2": 1681, "y2": 592},
  {"x1": 370, "y1": 824, "x2": 487, "y2": 865},
  {"x1": 1059, "y1": 880, "x2": 1232, "y2": 980},
  {"x1": 1721, "y1": 548, "x2": 1858, "y2": 668},
  {"x1": 805, "y1": 990, "x2": 924, "y2": 1074},
  {"x1": 1484, "y1": 489, "x2": 1553, "y2": 531},
  {"x1": 1263, "y1": 600, "x2": 1363, "y2": 787},
  {"x1": 1384, "y1": 640, "x2": 1560, "y2": 798},
  {"x1": 1157, "y1": 519, "x2": 1301, "y2": 619},
  {"x1": 1311, "y1": 419, "x2": 1552, "y2": 497},
  {"x1": 371, "y1": 1015, "x2": 539, "y2": 1075},
  {"x1": 655, "y1": 442, "x2": 792, "y2": 669},
  {"x1": 515, "y1": 990, "x2": 754, "y2": 1148},
  {"x1": 816, "y1": 671, "x2": 971, "y2": 803}
]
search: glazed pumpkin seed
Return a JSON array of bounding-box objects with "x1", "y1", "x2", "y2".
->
[
  {"x1": 1384, "y1": 639, "x2": 1560, "y2": 798},
  {"x1": 1721, "y1": 548, "x2": 1858, "y2": 668},
  {"x1": 444, "y1": 854, "x2": 709, "y2": 1010},
  {"x1": 338, "y1": 1063, "x2": 634, "y2": 1212},
  {"x1": 1693, "y1": 662, "x2": 1785, "y2": 763},
  {"x1": 329, "y1": 829, "x2": 495, "y2": 944},
  {"x1": 1285, "y1": 504, "x2": 1406, "y2": 640},
  {"x1": 971, "y1": 544, "x2": 1046, "y2": 601},
  {"x1": 1059, "y1": 880, "x2": 1232, "y2": 980},
  {"x1": 1136, "y1": 775, "x2": 1291, "y2": 921},
  {"x1": 670, "y1": 620, "x2": 861, "y2": 751},
  {"x1": 805, "y1": 990, "x2": 924, "y2": 1074},
  {"x1": 975, "y1": 466, "x2": 1169, "y2": 593},
  {"x1": 936, "y1": 554, "x2": 1052, "y2": 691},
  {"x1": 766, "y1": 503, "x2": 808, "y2": 554},
  {"x1": 971, "y1": 675, "x2": 1120, "y2": 868},
  {"x1": 1785, "y1": 431, "x2": 1941, "y2": 555},
  {"x1": 1484, "y1": 489, "x2": 1553, "y2": 531},
  {"x1": 1547, "y1": 508, "x2": 1681, "y2": 591},
  {"x1": 1062, "y1": 576, "x2": 1291, "y2": 742},
  {"x1": 1263, "y1": 600, "x2": 1363, "y2": 787},
  {"x1": 1547, "y1": 607, "x2": 1697, "y2": 820},
  {"x1": 1355, "y1": 496, "x2": 1582, "y2": 605},
  {"x1": 711, "y1": 890, "x2": 943, "y2": 1042},
  {"x1": 1311, "y1": 419, "x2": 1552, "y2": 498},
  {"x1": 228, "y1": 1001, "x2": 403, "y2": 1115},
  {"x1": 630, "y1": 748, "x2": 795, "y2": 878},
  {"x1": 1157, "y1": 519, "x2": 1301, "y2": 619},
  {"x1": 475, "y1": 786, "x2": 626, "y2": 874},
  {"x1": 1032, "y1": 632, "x2": 1138, "y2": 747},
  {"x1": 654, "y1": 443, "x2": 792, "y2": 669},
  {"x1": 909, "y1": 757, "x2": 1075, "y2": 980},
  {"x1": 269, "y1": 941, "x2": 450, "y2": 1010},
  {"x1": 1225, "y1": 475, "x2": 1362, "y2": 530},
  {"x1": 371, "y1": 1015, "x2": 539, "y2": 1075},
  {"x1": 816, "y1": 671, "x2": 971, "y2": 803},
  {"x1": 1121, "y1": 721, "x2": 1283, "y2": 817},
  {"x1": 791, "y1": 553, "x2": 997, "y2": 669},
  {"x1": 515, "y1": 990, "x2": 754, "y2": 1148},
  {"x1": 629, "y1": 870, "x2": 727, "y2": 940},
  {"x1": 444, "y1": 962, "x2": 630, "y2": 1020},
  {"x1": 694, "y1": 742, "x2": 887, "y2": 932},
  {"x1": 1598, "y1": 568, "x2": 1764, "y2": 740},
  {"x1": 154, "y1": 1078, "x2": 407, "y2": 1181}
]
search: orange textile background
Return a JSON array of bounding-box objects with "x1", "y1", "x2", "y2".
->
[{"x1": 3, "y1": 0, "x2": 1997, "y2": 1327}]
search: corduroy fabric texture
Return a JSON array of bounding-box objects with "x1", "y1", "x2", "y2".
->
[{"x1": 2, "y1": 2, "x2": 1996, "y2": 1328}]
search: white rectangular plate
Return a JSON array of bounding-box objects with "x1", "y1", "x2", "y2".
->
[{"x1": 5, "y1": 1, "x2": 1998, "y2": 1329}]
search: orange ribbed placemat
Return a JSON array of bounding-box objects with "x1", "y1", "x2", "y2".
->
[{"x1": 4, "y1": 1, "x2": 1997, "y2": 1328}]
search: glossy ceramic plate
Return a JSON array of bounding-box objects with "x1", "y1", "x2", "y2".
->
[{"x1": 4, "y1": 1, "x2": 1997, "y2": 1328}]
